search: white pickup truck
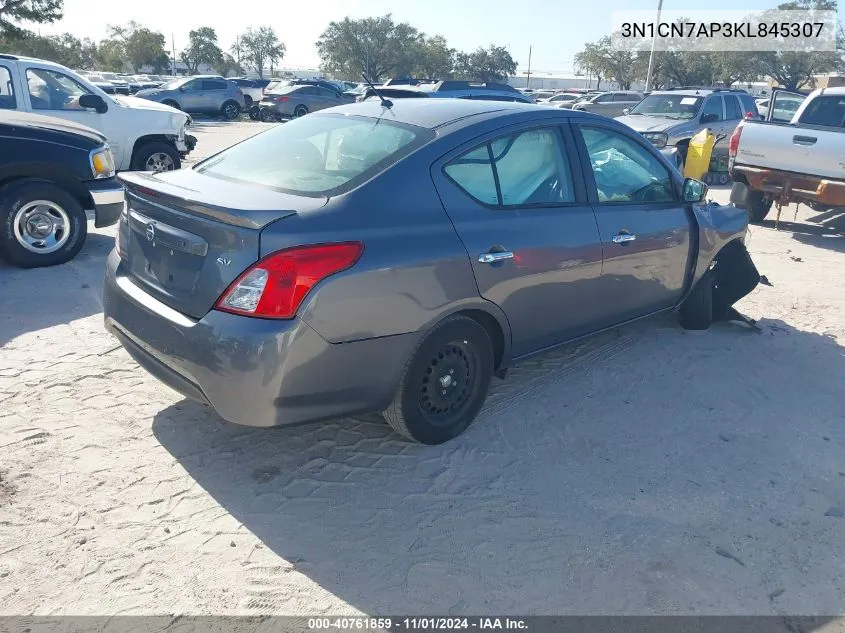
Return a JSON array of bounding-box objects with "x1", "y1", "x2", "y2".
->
[
  {"x1": 0, "y1": 53, "x2": 196, "y2": 171},
  {"x1": 728, "y1": 87, "x2": 844, "y2": 222}
]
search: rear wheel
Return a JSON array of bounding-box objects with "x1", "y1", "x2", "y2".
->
[
  {"x1": 0, "y1": 181, "x2": 87, "y2": 268},
  {"x1": 221, "y1": 100, "x2": 241, "y2": 120},
  {"x1": 383, "y1": 316, "x2": 493, "y2": 444},
  {"x1": 248, "y1": 105, "x2": 261, "y2": 120},
  {"x1": 746, "y1": 191, "x2": 773, "y2": 223},
  {"x1": 293, "y1": 104, "x2": 309, "y2": 118},
  {"x1": 131, "y1": 141, "x2": 181, "y2": 172}
]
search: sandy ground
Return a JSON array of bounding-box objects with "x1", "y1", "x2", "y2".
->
[{"x1": 2, "y1": 121, "x2": 845, "y2": 616}]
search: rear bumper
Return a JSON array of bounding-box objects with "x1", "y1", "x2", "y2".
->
[
  {"x1": 102, "y1": 251, "x2": 421, "y2": 427},
  {"x1": 732, "y1": 165, "x2": 845, "y2": 207},
  {"x1": 260, "y1": 101, "x2": 294, "y2": 117},
  {"x1": 87, "y1": 177, "x2": 125, "y2": 228}
]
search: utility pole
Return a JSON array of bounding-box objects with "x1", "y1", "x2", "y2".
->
[
  {"x1": 171, "y1": 33, "x2": 177, "y2": 76},
  {"x1": 644, "y1": 0, "x2": 663, "y2": 92},
  {"x1": 526, "y1": 45, "x2": 532, "y2": 90}
]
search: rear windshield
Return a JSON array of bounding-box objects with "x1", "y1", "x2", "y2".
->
[
  {"x1": 798, "y1": 95, "x2": 845, "y2": 127},
  {"x1": 195, "y1": 113, "x2": 433, "y2": 197},
  {"x1": 629, "y1": 94, "x2": 703, "y2": 119}
]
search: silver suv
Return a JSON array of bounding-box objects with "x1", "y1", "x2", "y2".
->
[
  {"x1": 135, "y1": 75, "x2": 246, "y2": 120},
  {"x1": 615, "y1": 88, "x2": 759, "y2": 168},
  {"x1": 571, "y1": 91, "x2": 644, "y2": 117}
]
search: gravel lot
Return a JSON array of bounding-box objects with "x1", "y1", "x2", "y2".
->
[{"x1": 2, "y1": 121, "x2": 845, "y2": 616}]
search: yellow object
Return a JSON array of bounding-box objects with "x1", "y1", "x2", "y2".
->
[{"x1": 683, "y1": 128, "x2": 715, "y2": 180}]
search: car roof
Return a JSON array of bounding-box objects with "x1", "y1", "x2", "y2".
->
[{"x1": 322, "y1": 98, "x2": 569, "y2": 130}]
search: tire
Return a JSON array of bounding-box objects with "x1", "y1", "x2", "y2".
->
[
  {"x1": 678, "y1": 270, "x2": 714, "y2": 331},
  {"x1": 131, "y1": 141, "x2": 181, "y2": 172},
  {"x1": 0, "y1": 181, "x2": 87, "y2": 268},
  {"x1": 259, "y1": 108, "x2": 277, "y2": 122},
  {"x1": 243, "y1": 95, "x2": 253, "y2": 107},
  {"x1": 248, "y1": 105, "x2": 261, "y2": 121},
  {"x1": 293, "y1": 104, "x2": 309, "y2": 118},
  {"x1": 383, "y1": 316, "x2": 494, "y2": 444},
  {"x1": 746, "y1": 190, "x2": 773, "y2": 223},
  {"x1": 161, "y1": 99, "x2": 180, "y2": 110},
  {"x1": 221, "y1": 101, "x2": 241, "y2": 120}
]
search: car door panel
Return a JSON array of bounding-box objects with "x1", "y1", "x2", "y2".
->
[
  {"x1": 573, "y1": 121, "x2": 693, "y2": 326},
  {"x1": 178, "y1": 80, "x2": 203, "y2": 111},
  {"x1": 431, "y1": 121, "x2": 605, "y2": 357}
]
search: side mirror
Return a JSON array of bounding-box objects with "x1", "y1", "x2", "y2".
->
[
  {"x1": 79, "y1": 93, "x2": 108, "y2": 113},
  {"x1": 701, "y1": 112, "x2": 719, "y2": 123},
  {"x1": 622, "y1": 108, "x2": 630, "y2": 115},
  {"x1": 178, "y1": 85, "x2": 187, "y2": 92},
  {"x1": 682, "y1": 177, "x2": 708, "y2": 203}
]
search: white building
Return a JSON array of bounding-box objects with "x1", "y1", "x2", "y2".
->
[{"x1": 507, "y1": 71, "x2": 645, "y2": 91}]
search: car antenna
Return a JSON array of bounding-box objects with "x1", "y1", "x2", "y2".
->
[{"x1": 361, "y1": 73, "x2": 392, "y2": 108}]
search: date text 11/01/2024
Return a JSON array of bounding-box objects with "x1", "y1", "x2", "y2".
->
[{"x1": 308, "y1": 618, "x2": 529, "y2": 630}]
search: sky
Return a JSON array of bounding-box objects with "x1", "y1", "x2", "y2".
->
[{"x1": 34, "y1": 0, "x2": 828, "y2": 73}]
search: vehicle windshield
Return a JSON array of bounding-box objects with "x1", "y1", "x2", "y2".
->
[
  {"x1": 629, "y1": 94, "x2": 703, "y2": 119},
  {"x1": 100, "y1": 72, "x2": 119, "y2": 81},
  {"x1": 159, "y1": 77, "x2": 190, "y2": 90},
  {"x1": 265, "y1": 80, "x2": 292, "y2": 93},
  {"x1": 195, "y1": 113, "x2": 433, "y2": 197}
]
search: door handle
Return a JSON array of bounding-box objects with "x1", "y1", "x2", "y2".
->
[
  {"x1": 478, "y1": 251, "x2": 514, "y2": 264},
  {"x1": 793, "y1": 135, "x2": 817, "y2": 145},
  {"x1": 612, "y1": 233, "x2": 637, "y2": 244}
]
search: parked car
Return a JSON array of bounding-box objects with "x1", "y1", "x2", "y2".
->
[
  {"x1": 135, "y1": 75, "x2": 246, "y2": 120},
  {"x1": 0, "y1": 110, "x2": 123, "y2": 268},
  {"x1": 729, "y1": 88, "x2": 845, "y2": 222},
  {"x1": 103, "y1": 99, "x2": 758, "y2": 444},
  {"x1": 0, "y1": 54, "x2": 195, "y2": 172},
  {"x1": 361, "y1": 80, "x2": 534, "y2": 103},
  {"x1": 228, "y1": 78, "x2": 264, "y2": 106},
  {"x1": 259, "y1": 83, "x2": 355, "y2": 119},
  {"x1": 754, "y1": 91, "x2": 805, "y2": 122},
  {"x1": 571, "y1": 91, "x2": 644, "y2": 117},
  {"x1": 97, "y1": 72, "x2": 131, "y2": 95},
  {"x1": 615, "y1": 88, "x2": 759, "y2": 169},
  {"x1": 556, "y1": 91, "x2": 601, "y2": 109},
  {"x1": 539, "y1": 93, "x2": 581, "y2": 106}
]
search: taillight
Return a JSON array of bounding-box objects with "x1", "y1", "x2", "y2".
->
[
  {"x1": 275, "y1": 95, "x2": 289, "y2": 103},
  {"x1": 728, "y1": 125, "x2": 742, "y2": 158},
  {"x1": 214, "y1": 242, "x2": 364, "y2": 319}
]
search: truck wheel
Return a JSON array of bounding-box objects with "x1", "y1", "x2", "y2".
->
[
  {"x1": 131, "y1": 142, "x2": 181, "y2": 172},
  {"x1": 678, "y1": 270, "x2": 713, "y2": 331},
  {"x1": 221, "y1": 101, "x2": 241, "y2": 120},
  {"x1": 383, "y1": 316, "x2": 493, "y2": 444},
  {"x1": 747, "y1": 191, "x2": 773, "y2": 223},
  {"x1": 0, "y1": 181, "x2": 87, "y2": 268}
]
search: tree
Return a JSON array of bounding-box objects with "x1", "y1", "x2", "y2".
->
[
  {"x1": 95, "y1": 38, "x2": 127, "y2": 72},
  {"x1": 0, "y1": 30, "x2": 96, "y2": 69},
  {"x1": 575, "y1": 36, "x2": 637, "y2": 89},
  {"x1": 414, "y1": 35, "x2": 454, "y2": 79},
  {"x1": 216, "y1": 52, "x2": 243, "y2": 77},
  {"x1": 0, "y1": 0, "x2": 62, "y2": 38},
  {"x1": 238, "y1": 26, "x2": 285, "y2": 79},
  {"x1": 316, "y1": 14, "x2": 422, "y2": 81},
  {"x1": 181, "y1": 27, "x2": 223, "y2": 74},
  {"x1": 574, "y1": 41, "x2": 605, "y2": 89},
  {"x1": 108, "y1": 21, "x2": 168, "y2": 73},
  {"x1": 452, "y1": 45, "x2": 516, "y2": 82}
]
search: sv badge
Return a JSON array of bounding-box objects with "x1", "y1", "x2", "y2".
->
[{"x1": 216, "y1": 256, "x2": 232, "y2": 267}]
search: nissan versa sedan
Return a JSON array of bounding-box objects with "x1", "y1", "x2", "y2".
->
[{"x1": 103, "y1": 99, "x2": 759, "y2": 444}]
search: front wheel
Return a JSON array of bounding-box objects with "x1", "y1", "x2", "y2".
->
[
  {"x1": 383, "y1": 316, "x2": 494, "y2": 444},
  {"x1": 0, "y1": 181, "x2": 87, "y2": 268},
  {"x1": 678, "y1": 270, "x2": 713, "y2": 330},
  {"x1": 131, "y1": 141, "x2": 181, "y2": 172}
]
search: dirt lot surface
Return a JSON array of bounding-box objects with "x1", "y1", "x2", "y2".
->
[{"x1": 2, "y1": 121, "x2": 845, "y2": 616}]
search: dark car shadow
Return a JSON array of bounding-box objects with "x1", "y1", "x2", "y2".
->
[
  {"x1": 0, "y1": 231, "x2": 113, "y2": 347},
  {"x1": 758, "y1": 206, "x2": 845, "y2": 254},
  {"x1": 152, "y1": 315, "x2": 845, "y2": 615}
]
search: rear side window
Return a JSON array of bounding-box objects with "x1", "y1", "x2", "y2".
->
[
  {"x1": 297, "y1": 86, "x2": 318, "y2": 95},
  {"x1": 0, "y1": 66, "x2": 15, "y2": 109},
  {"x1": 195, "y1": 113, "x2": 430, "y2": 197},
  {"x1": 739, "y1": 95, "x2": 758, "y2": 116},
  {"x1": 202, "y1": 79, "x2": 227, "y2": 90},
  {"x1": 445, "y1": 128, "x2": 576, "y2": 207},
  {"x1": 797, "y1": 96, "x2": 844, "y2": 126}
]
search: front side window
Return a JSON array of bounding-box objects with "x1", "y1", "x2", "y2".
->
[
  {"x1": 196, "y1": 113, "x2": 429, "y2": 196},
  {"x1": 26, "y1": 69, "x2": 90, "y2": 111},
  {"x1": 580, "y1": 126, "x2": 674, "y2": 204},
  {"x1": 0, "y1": 66, "x2": 16, "y2": 109},
  {"x1": 445, "y1": 128, "x2": 575, "y2": 207},
  {"x1": 700, "y1": 97, "x2": 724, "y2": 121}
]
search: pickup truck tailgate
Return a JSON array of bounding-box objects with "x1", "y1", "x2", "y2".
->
[{"x1": 736, "y1": 121, "x2": 845, "y2": 180}]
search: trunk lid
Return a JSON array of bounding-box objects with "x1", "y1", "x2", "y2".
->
[{"x1": 119, "y1": 169, "x2": 326, "y2": 319}]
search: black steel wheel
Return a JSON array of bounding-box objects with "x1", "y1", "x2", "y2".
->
[{"x1": 383, "y1": 316, "x2": 493, "y2": 444}]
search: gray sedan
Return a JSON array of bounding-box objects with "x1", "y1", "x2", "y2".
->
[
  {"x1": 136, "y1": 76, "x2": 246, "y2": 120},
  {"x1": 103, "y1": 100, "x2": 759, "y2": 444},
  {"x1": 259, "y1": 84, "x2": 355, "y2": 120}
]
